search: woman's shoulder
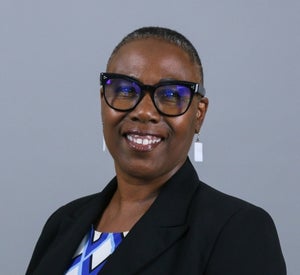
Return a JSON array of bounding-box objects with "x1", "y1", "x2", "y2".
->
[
  {"x1": 197, "y1": 181, "x2": 261, "y2": 208},
  {"x1": 56, "y1": 192, "x2": 101, "y2": 213},
  {"x1": 190, "y1": 182, "x2": 272, "y2": 225},
  {"x1": 191, "y1": 181, "x2": 276, "y2": 228},
  {"x1": 190, "y1": 182, "x2": 286, "y2": 274},
  {"x1": 41, "y1": 192, "x2": 101, "y2": 230},
  {"x1": 47, "y1": 179, "x2": 117, "y2": 224}
]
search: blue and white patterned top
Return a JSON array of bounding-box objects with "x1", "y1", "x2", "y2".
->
[{"x1": 65, "y1": 226, "x2": 128, "y2": 275}]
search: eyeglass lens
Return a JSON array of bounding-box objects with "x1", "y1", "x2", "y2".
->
[{"x1": 104, "y1": 77, "x2": 193, "y2": 116}]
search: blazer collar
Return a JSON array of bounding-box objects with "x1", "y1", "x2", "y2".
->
[
  {"x1": 100, "y1": 158, "x2": 200, "y2": 275},
  {"x1": 33, "y1": 158, "x2": 200, "y2": 275}
]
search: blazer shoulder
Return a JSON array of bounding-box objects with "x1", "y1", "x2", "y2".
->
[
  {"x1": 197, "y1": 183, "x2": 280, "y2": 242},
  {"x1": 26, "y1": 192, "x2": 104, "y2": 275},
  {"x1": 44, "y1": 192, "x2": 100, "y2": 226},
  {"x1": 190, "y1": 182, "x2": 286, "y2": 274},
  {"x1": 195, "y1": 181, "x2": 263, "y2": 215},
  {"x1": 189, "y1": 181, "x2": 282, "y2": 249}
]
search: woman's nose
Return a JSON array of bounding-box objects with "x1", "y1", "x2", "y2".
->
[{"x1": 128, "y1": 93, "x2": 160, "y2": 123}]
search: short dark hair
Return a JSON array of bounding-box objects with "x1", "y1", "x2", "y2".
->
[{"x1": 107, "y1": 26, "x2": 204, "y2": 83}]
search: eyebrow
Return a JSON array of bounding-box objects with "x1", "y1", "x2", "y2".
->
[{"x1": 159, "y1": 77, "x2": 178, "y2": 82}]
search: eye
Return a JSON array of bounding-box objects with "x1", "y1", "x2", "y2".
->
[
  {"x1": 159, "y1": 88, "x2": 179, "y2": 102},
  {"x1": 116, "y1": 85, "x2": 137, "y2": 98},
  {"x1": 106, "y1": 79, "x2": 141, "y2": 99},
  {"x1": 157, "y1": 86, "x2": 190, "y2": 104}
]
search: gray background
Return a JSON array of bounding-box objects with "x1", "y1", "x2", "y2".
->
[{"x1": 0, "y1": 0, "x2": 299, "y2": 274}]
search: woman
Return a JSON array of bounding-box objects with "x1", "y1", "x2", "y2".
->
[{"x1": 26, "y1": 27, "x2": 286, "y2": 275}]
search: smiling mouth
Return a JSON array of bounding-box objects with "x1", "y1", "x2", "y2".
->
[{"x1": 126, "y1": 134, "x2": 162, "y2": 152}]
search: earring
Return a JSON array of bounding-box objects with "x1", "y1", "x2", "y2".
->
[
  {"x1": 102, "y1": 136, "x2": 106, "y2": 152},
  {"x1": 194, "y1": 133, "x2": 203, "y2": 162}
]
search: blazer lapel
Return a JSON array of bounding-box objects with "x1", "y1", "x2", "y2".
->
[
  {"x1": 100, "y1": 158, "x2": 200, "y2": 275},
  {"x1": 31, "y1": 159, "x2": 199, "y2": 275},
  {"x1": 100, "y1": 224, "x2": 188, "y2": 275}
]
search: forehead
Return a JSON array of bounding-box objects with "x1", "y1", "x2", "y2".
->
[{"x1": 107, "y1": 38, "x2": 200, "y2": 83}]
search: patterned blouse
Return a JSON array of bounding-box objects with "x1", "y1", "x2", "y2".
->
[{"x1": 65, "y1": 226, "x2": 128, "y2": 274}]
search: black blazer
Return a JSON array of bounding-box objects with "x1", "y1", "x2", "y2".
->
[{"x1": 26, "y1": 159, "x2": 286, "y2": 275}]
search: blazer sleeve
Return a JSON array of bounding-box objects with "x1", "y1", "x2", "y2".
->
[{"x1": 204, "y1": 206, "x2": 286, "y2": 275}]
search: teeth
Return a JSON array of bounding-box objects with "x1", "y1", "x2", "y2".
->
[
  {"x1": 143, "y1": 139, "x2": 149, "y2": 145},
  {"x1": 127, "y1": 134, "x2": 161, "y2": 145}
]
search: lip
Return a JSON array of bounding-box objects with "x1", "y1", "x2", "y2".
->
[{"x1": 124, "y1": 131, "x2": 164, "y2": 152}]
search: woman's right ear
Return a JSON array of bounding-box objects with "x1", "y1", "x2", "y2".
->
[{"x1": 195, "y1": 97, "x2": 209, "y2": 132}]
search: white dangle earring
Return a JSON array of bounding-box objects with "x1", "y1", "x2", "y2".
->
[
  {"x1": 194, "y1": 133, "x2": 203, "y2": 162},
  {"x1": 102, "y1": 136, "x2": 106, "y2": 152},
  {"x1": 101, "y1": 121, "x2": 106, "y2": 152}
]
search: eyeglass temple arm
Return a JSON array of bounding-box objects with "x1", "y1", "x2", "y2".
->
[{"x1": 195, "y1": 83, "x2": 206, "y2": 97}]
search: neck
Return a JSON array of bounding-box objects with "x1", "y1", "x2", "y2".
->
[
  {"x1": 113, "y1": 158, "x2": 184, "y2": 203},
  {"x1": 96, "y1": 172, "x2": 166, "y2": 232},
  {"x1": 115, "y1": 175, "x2": 163, "y2": 203}
]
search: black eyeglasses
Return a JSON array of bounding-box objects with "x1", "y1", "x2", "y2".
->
[{"x1": 100, "y1": 73, "x2": 206, "y2": 117}]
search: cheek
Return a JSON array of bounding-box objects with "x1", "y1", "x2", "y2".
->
[
  {"x1": 101, "y1": 102, "x2": 118, "y2": 134},
  {"x1": 168, "y1": 114, "x2": 197, "y2": 145},
  {"x1": 101, "y1": 102, "x2": 129, "y2": 143},
  {"x1": 101, "y1": 98, "x2": 117, "y2": 124}
]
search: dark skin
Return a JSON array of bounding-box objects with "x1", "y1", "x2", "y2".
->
[{"x1": 97, "y1": 38, "x2": 208, "y2": 232}]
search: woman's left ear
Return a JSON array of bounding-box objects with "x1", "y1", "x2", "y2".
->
[{"x1": 195, "y1": 97, "x2": 209, "y2": 132}]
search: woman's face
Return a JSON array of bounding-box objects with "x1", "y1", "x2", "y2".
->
[{"x1": 101, "y1": 38, "x2": 208, "y2": 183}]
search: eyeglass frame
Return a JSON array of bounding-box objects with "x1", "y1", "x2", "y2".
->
[{"x1": 100, "y1": 72, "x2": 206, "y2": 117}]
